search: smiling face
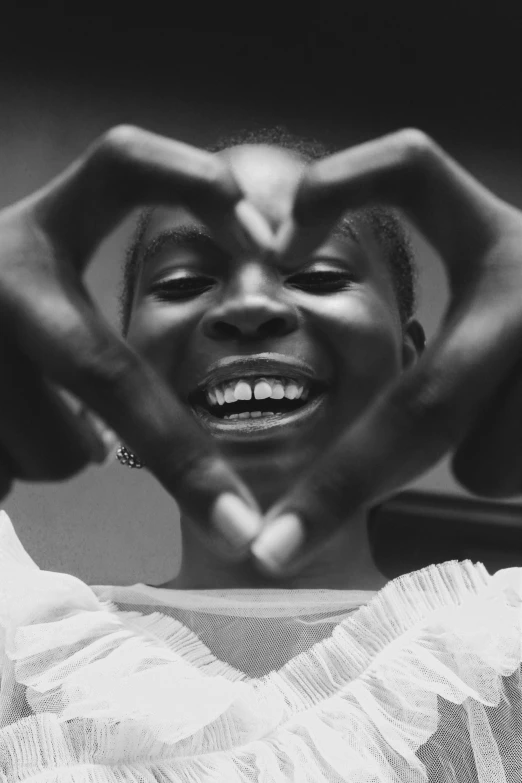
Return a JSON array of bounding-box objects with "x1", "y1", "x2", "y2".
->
[{"x1": 126, "y1": 144, "x2": 420, "y2": 511}]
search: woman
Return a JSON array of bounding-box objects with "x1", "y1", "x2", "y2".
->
[{"x1": 0, "y1": 126, "x2": 520, "y2": 781}]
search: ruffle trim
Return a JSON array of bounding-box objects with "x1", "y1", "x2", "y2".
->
[{"x1": 0, "y1": 510, "x2": 521, "y2": 782}]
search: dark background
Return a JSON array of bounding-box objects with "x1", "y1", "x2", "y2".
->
[{"x1": 1, "y1": 3, "x2": 520, "y2": 150}]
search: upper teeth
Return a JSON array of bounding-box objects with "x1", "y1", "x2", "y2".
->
[{"x1": 205, "y1": 377, "x2": 309, "y2": 407}]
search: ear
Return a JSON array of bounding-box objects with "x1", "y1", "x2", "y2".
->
[{"x1": 401, "y1": 318, "x2": 426, "y2": 370}]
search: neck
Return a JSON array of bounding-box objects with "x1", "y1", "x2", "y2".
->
[{"x1": 153, "y1": 508, "x2": 389, "y2": 591}]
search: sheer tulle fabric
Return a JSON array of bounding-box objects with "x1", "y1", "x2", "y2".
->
[{"x1": 0, "y1": 509, "x2": 520, "y2": 782}]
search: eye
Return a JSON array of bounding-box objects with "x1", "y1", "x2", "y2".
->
[
  {"x1": 149, "y1": 275, "x2": 215, "y2": 301},
  {"x1": 286, "y1": 270, "x2": 355, "y2": 294}
]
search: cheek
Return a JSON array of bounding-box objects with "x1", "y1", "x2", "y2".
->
[
  {"x1": 309, "y1": 296, "x2": 402, "y2": 418},
  {"x1": 125, "y1": 303, "x2": 199, "y2": 376}
]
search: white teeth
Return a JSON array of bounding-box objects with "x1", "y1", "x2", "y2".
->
[
  {"x1": 254, "y1": 380, "x2": 272, "y2": 400},
  {"x1": 224, "y1": 411, "x2": 275, "y2": 420},
  {"x1": 234, "y1": 381, "x2": 252, "y2": 401},
  {"x1": 285, "y1": 383, "x2": 299, "y2": 400},
  {"x1": 270, "y1": 381, "x2": 285, "y2": 399},
  {"x1": 224, "y1": 386, "x2": 236, "y2": 404},
  {"x1": 206, "y1": 376, "x2": 311, "y2": 407}
]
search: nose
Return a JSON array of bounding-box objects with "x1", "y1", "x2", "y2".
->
[{"x1": 201, "y1": 264, "x2": 299, "y2": 341}]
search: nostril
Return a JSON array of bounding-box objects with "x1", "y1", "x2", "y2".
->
[
  {"x1": 209, "y1": 317, "x2": 291, "y2": 340},
  {"x1": 212, "y1": 322, "x2": 241, "y2": 339},
  {"x1": 257, "y1": 317, "x2": 289, "y2": 338}
]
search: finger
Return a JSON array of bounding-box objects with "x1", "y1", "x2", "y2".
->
[
  {"x1": 249, "y1": 131, "x2": 522, "y2": 577},
  {"x1": 451, "y1": 358, "x2": 522, "y2": 497},
  {"x1": 29, "y1": 125, "x2": 274, "y2": 268},
  {"x1": 0, "y1": 334, "x2": 115, "y2": 482},
  {"x1": 251, "y1": 292, "x2": 522, "y2": 577},
  {"x1": 53, "y1": 387, "x2": 121, "y2": 465},
  {"x1": 276, "y1": 128, "x2": 512, "y2": 279},
  {"x1": 17, "y1": 293, "x2": 264, "y2": 561}
]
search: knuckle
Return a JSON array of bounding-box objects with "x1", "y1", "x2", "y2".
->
[
  {"x1": 382, "y1": 129, "x2": 438, "y2": 207},
  {"x1": 90, "y1": 125, "x2": 146, "y2": 178},
  {"x1": 394, "y1": 128, "x2": 435, "y2": 170},
  {"x1": 98, "y1": 125, "x2": 143, "y2": 161}
]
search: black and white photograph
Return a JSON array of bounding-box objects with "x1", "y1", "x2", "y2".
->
[{"x1": 0, "y1": 5, "x2": 520, "y2": 781}]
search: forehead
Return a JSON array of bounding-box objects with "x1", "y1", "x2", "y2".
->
[{"x1": 142, "y1": 144, "x2": 307, "y2": 240}]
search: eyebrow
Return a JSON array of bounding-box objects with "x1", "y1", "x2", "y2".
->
[
  {"x1": 140, "y1": 226, "x2": 224, "y2": 267},
  {"x1": 140, "y1": 218, "x2": 362, "y2": 267},
  {"x1": 333, "y1": 219, "x2": 361, "y2": 245}
]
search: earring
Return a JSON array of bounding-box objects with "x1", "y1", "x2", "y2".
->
[{"x1": 116, "y1": 445, "x2": 144, "y2": 469}]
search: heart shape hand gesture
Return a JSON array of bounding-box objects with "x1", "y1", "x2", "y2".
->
[{"x1": 0, "y1": 126, "x2": 520, "y2": 577}]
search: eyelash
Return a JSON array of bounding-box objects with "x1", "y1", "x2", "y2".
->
[
  {"x1": 288, "y1": 271, "x2": 355, "y2": 293},
  {"x1": 149, "y1": 271, "x2": 355, "y2": 301}
]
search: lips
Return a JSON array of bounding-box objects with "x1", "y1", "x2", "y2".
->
[
  {"x1": 188, "y1": 353, "x2": 328, "y2": 414},
  {"x1": 193, "y1": 353, "x2": 325, "y2": 393},
  {"x1": 194, "y1": 389, "x2": 329, "y2": 437},
  {"x1": 187, "y1": 352, "x2": 331, "y2": 436}
]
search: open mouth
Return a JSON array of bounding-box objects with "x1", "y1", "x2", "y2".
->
[{"x1": 189, "y1": 375, "x2": 328, "y2": 430}]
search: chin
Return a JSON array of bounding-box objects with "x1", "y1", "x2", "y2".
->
[{"x1": 226, "y1": 448, "x2": 316, "y2": 511}]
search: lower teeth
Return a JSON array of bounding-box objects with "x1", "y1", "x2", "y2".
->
[{"x1": 223, "y1": 411, "x2": 275, "y2": 420}]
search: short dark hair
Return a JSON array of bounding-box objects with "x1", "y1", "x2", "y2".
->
[{"x1": 118, "y1": 127, "x2": 418, "y2": 335}]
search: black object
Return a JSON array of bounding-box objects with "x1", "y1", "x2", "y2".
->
[{"x1": 370, "y1": 491, "x2": 522, "y2": 579}]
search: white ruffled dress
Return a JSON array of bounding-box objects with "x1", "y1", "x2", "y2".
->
[{"x1": 0, "y1": 509, "x2": 520, "y2": 782}]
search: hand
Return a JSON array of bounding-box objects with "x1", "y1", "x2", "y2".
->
[
  {"x1": 251, "y1": 129, "x2": 522, "y2": 577},
  {"x1": 0, "y1": 125, "x2": 273, "y2": 557}
]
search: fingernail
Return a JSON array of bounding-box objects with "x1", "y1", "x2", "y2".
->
[
  {"x1": 211, "y1": 493, "x2": 264, "y2": 552},
  {"x1": 234, "y1": 199, "x2": 275, "y2": 252},
  {"x1": 251, "y1": 513, "x2": 305, "y2": 573}
]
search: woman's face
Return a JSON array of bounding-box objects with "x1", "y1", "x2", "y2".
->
[{"x1": 127, "y1": 144, "x2": 418, "y2": 510}]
